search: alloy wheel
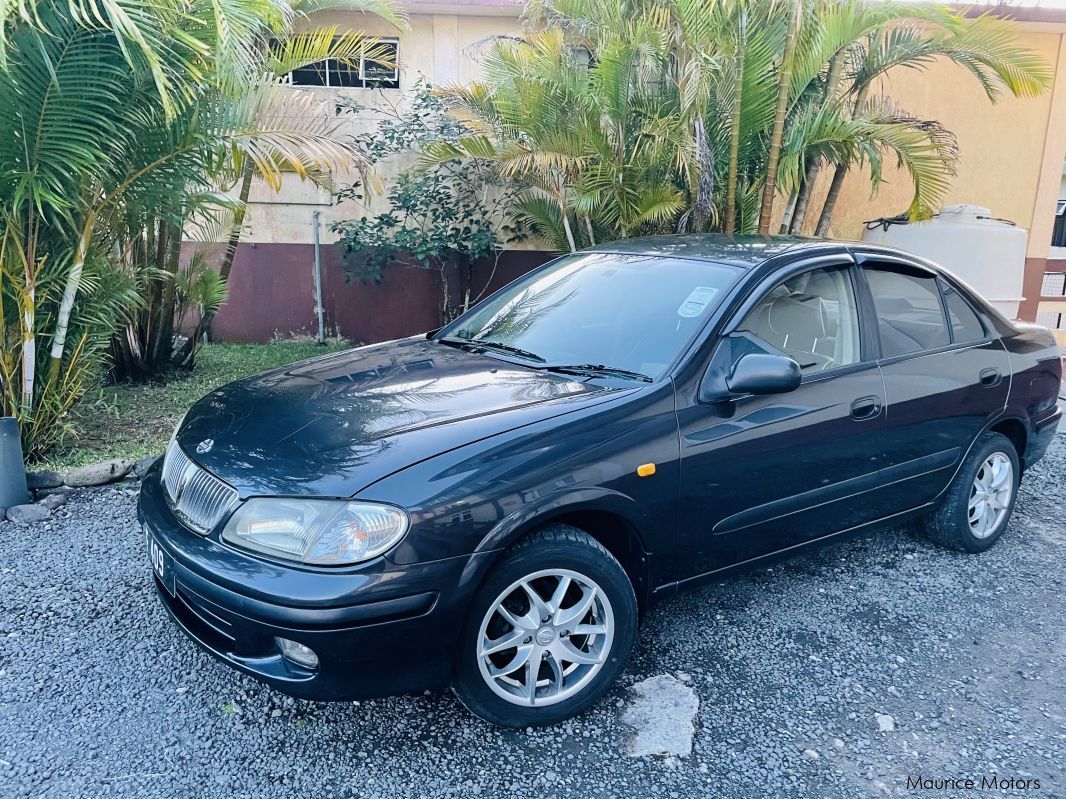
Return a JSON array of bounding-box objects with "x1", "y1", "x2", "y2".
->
[
  {"x1": 476, "y1": 568, "x2": 614, "y2": 707},
  {"x1": 968, "y1": 451, "x2": 1014, "y2": 539}
]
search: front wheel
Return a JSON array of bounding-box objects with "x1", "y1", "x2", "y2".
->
[
  {"x1": 452, "y1": 525, "x2": 637, "y2": 727},
  {"x1": 923, "y1": 431, "x2": 1020, "y2": 553}
]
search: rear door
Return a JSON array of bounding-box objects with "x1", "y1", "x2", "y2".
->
[{"x1": 856, "y1": 253, "x2": 1010, "y2": 510}]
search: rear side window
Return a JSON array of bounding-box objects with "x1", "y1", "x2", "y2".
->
[
  {"x1": 941, "y1": 282, "x2": 986, "y2": 343},
  {"x1": 863, "y1": 266, "x2": 950, "y2": 357}
]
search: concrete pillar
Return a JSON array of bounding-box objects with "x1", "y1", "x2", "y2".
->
[
  {"x1": 1021, "y1": 33, "x2": 1066, "y2": 321},
  {"x1": 432, "y1": 15, "x2": 459, "y2": 85}
]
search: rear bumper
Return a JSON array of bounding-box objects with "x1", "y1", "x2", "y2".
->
[
  {"x1": 138, "y1": 469, "x2": 493, "y2": 701},
  {"x1": 1026, "y1": 404, "x2": 1061, "y2": 469}
]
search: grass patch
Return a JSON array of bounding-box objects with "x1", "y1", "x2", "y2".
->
[{"x1": 39, "y1": 339, "x2": 350, "y2": 472}]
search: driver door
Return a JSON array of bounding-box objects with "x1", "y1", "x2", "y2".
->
[{"x1": 675, "y1": 259, "x2": 891, "y2": 580}]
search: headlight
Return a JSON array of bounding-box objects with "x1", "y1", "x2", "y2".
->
[{"x1": 221, "y1": 498, "x2": 409, "y2": 566}]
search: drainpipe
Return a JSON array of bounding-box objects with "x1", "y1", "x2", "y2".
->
[
  {"x1": 0, "y1": 417, "x2": 30, "y2": 508},
  {"x1": 311, "y1": 211, "x2": 325, "y2": 345}
]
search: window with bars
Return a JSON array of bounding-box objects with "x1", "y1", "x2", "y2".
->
[
  {"x1": 285, "y1": 39, "x2": 399, "y2": 89},
  {"x1": 1038, "y1": 272, "x2": 1065, "y2": 330},
  {"x1": 1053, "y1": 201, "x2": 1066, "y2": 247}
]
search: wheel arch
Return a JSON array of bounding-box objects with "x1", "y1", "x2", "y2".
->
[
  {"x1": 472, "y1": 491, "x2": 653, "y2": 614},
  {"x1": 988, "y1": 416, "x2": 1028, "y2": 471}
]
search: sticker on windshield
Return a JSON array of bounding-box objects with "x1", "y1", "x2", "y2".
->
[{"x1": 677, "y1": 286, "x2": 720, "y2": 318}]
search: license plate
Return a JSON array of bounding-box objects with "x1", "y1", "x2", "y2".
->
[{"x1": 145, "y1": 526, "x2": 173, "y2": 593}]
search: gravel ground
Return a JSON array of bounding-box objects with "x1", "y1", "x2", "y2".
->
[{"x1": 2, "y1": 432, "x2": 1064, "y2": 798}]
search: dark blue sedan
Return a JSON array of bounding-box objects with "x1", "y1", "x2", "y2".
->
[{"x1": 139, "y1": 236, "x2": 1062, "y2": 726}]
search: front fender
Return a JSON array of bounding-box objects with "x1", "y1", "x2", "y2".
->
[{"x1": 473, "y1": 487, "x2": 648, "y2": 554}]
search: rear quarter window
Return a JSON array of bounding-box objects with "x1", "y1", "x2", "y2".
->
[{"x1": 941, "y1": 282, "x2": 987, "y2": 343}]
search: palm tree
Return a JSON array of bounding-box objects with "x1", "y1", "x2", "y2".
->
[
  {"x1": 420, "y1": 0, "x2": 1048, "y2": 248},
  {"x1": 106, "y1": 82, "x2": 374, "y2": 381},
  {"x1": 808, "y1": 8, "x2": 1052, "y2": 236},
  {"x1": 421, "y1": 10, "x2": 689, "y2": 250},
  {"x1": 0, "y1": 0, "x2": 400, "y2": 455},
  {"x1": 723, "y1": 2, "x2": 748, "y2": 235},
  {"x1": 757, "y1": 0, "x2": 802, "y2": 235},
  {"x1": 210, "y1": 2, "x2": 407, "y2": 308},
  {"x1": 137, "y1": 26, "x2": 405, "y2": 373}
]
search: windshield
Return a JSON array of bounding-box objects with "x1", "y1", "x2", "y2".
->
[{"x1": 436, "y1": 253, "x2": 741, "y2": 378}]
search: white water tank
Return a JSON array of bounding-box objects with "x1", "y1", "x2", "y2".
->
[{"x1": 862, "y1": 204, "x2": 1028, "y2": 320}]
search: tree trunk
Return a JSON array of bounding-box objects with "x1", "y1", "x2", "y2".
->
[
  {"x1": 20, "y1": 287, "x2": 35, "y2": 416},
  {"x1": 788, "y1": 162, "x2": 819, "y2": 233},
  {"x1": 157, "y1": 217, "x2": 181, "y2": 362},
  {"x1": 439, "y1": 262, "x2": 451, "y2": 323},
  {"x1": 692, "y1": 118, "x2": 714, "y2": 231},
  {"x1": 814, "y1": 82, "x2": 870, "y2": 238},
  {"x1": 198, "y1": 163, "x2": 255, "y2": 340},
  {"x1": 47, "y1": 224, "x2": 92, "y2": 383},
  {"x1": 560, "y1": 203, "x2": 577, "y2": 252},
  {"x1": 220, "y1": 164, "x2": 254, "y2": 284},
  {"x1": 724, "y1": 9, "x2": 747, "y2": 235},
  {"x1": 758, "y1": 0, "x2": 803, "y2": 236},
  {"x1": 789, "y1": 53, "x2": 844, "y2": 235},
  {"x1": 18, "y1": 211, "x2": 38, "y2": 416},
  {"x1": 778, "y1": 190, "x2": 798, "y2": 234},
  {"x1": 815, "y1": 164, "x2": 847, "y2": 237}
]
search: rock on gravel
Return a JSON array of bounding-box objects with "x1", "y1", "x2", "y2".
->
[
  {"x1": 34, "y1": 486, "x2": 70, "y2": 500},
  {"x1": 63, "y1": 458, "x2": 132, "y2": 487},
  {"x1": 134, "y1": 454, "x2": 162, "y2": 478},
  {"x1": 38, "y1": 493, "x2": 67, "y2": 511},
  {"x1": 4, "y1": 503, "x2": 50, "y2": 523},
  {"x1": 622, "y1": 674, "x2": 700, "y2": 757},
  {"x1": 26, "y1": 471, "x2": 63, "y2": 490}
]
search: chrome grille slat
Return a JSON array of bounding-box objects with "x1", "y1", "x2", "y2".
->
[{"x1": 161, "y1": 440, "x2": 238, "y2": 534}]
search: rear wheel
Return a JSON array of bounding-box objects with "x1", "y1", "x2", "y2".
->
[
  {"x1": 923, "y1": 432, "x2": 1020, "y2": 553},
  {"x1": 452, "y1": 524, "x2": 637, "y2": 727}
]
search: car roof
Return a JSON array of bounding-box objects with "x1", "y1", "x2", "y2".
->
[{"x1": 585, "y1": 234, "x2": 843, "y2": 268}]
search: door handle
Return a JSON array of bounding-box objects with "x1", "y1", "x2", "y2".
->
[
  {"x1": 850, "y1": 395, "x2": 882, "y2": 421},
  {"x1": 979, "y1": 368, "x2": 1001, "y2": 387}
]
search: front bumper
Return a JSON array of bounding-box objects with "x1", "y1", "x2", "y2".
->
[{"x1": 138, "y1": 469, "x2": 494, "y2": 700}]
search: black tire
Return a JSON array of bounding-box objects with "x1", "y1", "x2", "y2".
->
[
  {"x1": 452, "y1": 524, "x2": 637, "y2": 727},
  {"x1": 923, "y1": 431, "x2": 1020, "y2": 553}
]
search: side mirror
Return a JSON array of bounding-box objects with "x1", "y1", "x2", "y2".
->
[{"x1": 726, "y1": 353, "x2": 802, "y2": 396}]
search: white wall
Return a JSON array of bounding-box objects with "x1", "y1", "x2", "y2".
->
[{"x1": 239, "y1": 9, "x2": 522, "y2": 246}]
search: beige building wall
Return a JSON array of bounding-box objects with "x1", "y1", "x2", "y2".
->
[
  {"x1": 802, "y1": 21, "x2": 1065, "y2": 251},
  {"x1": 240, "y1": 2, "x2": 523, "y2": 246},
  {"x1": 787, "y1": 14, "x2": 1066, "y2": 335}
]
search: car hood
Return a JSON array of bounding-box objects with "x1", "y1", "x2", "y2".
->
[{"x1": 176, "y1": 337, "x2": 626, "y2": 497}]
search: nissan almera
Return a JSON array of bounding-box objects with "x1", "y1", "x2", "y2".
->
[{"x1": 139, "y1": 236, "x2": 1062, "y2": 726}]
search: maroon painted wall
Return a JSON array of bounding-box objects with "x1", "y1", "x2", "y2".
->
[{"x1": 188, "y1": 243, "x2": 554, "y2": 344}]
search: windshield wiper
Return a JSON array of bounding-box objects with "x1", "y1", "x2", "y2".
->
[
  {"x1": 437, "y1": 337, "x2": 546, "y2": 363},
  {"x1": 545, "y1": 363, "x2": 652, "y2": 383}
]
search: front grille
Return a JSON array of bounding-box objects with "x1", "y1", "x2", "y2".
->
[{"x1": 161, "y1": 440, "x2": 238, "y2": 534}]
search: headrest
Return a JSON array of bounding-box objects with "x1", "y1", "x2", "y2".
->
[{"x1": 767, "y1": 295, "x2": 827, "y2": 342}]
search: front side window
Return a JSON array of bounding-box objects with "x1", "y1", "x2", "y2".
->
[
  {"x1": 863, "y1": 266, "x2": 950, "y2": 357},
  {"x1": 437, "y1": 254, "x2": 741, "y2": 378},
  {"x1": 736, "y1": 266, "x2": 861, "y2": 374}
]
